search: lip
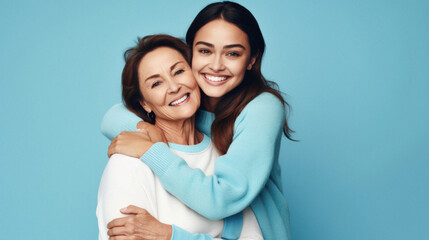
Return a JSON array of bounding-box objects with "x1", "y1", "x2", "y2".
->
[
  {"x1": 169, "y1": 93, "x2": 190, "y2": 106},
  {"x1": 202, "y1": 73, "x2": 231, "y2": 86}
]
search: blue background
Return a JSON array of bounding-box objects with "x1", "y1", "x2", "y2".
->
[{"x1": 1, "y1": 0, "x2": 428, "y2": 239}]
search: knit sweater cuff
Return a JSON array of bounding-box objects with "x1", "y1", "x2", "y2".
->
[
  {"x1": 140, "y1": 142, "x2": 178, "y2": 177},
  {"x1": 171, "y1": 225, "x2": 213, "y2": 240},
  {"x1": 171, "y1": 225, "x2": 192, "y2": 240}
]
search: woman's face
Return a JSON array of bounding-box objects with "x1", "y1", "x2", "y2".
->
[
  {"x1": 191, "y1": 19, "x2": 256, "y2": 100},
  {"x1": 138, "y1": 47, "x2": 200, "y2": 122}
]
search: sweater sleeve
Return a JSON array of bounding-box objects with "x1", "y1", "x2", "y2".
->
[
  {"x1": 97, "y1": 154, "x2": 157, "y2": 240},
  {"x1": 100, "y1": 103, "x2": 142, "y2": 140},
  {"x1": 141, "y1": 93, "x2": 285, "y2": 220}
]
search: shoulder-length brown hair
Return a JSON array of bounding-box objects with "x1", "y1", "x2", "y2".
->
[
  {"x1": 121, "y1": 34, "x2": 190, "y2": 124},
  {"x1": 186, "y1": 2, "x2": 294, "y2": 154}
]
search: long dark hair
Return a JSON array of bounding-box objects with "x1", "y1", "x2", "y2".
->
[
  {"x1": 122, "y1": 34, "x2": 191, "y2": 124},
  {"x1": 186, "y1": 1, "x2": 294, "y2": 154}
]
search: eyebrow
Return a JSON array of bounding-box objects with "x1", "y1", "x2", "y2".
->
[
  {"x1": 195, "y1": 41, "x2": 246, "y2": 50},
  {"x1": 144, "y1": 61, "x2": 184, "y2": 82},
  {"x1": 170, "y1": 61, "x2": 183, "y2": 71},
  {"x1": 145, "y1": 74, "x2": 160, "y2": 82}
]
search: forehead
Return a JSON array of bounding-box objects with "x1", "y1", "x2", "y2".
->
[
  {"x1": 138, "y1": 47, "x2": 185, "y2": 75},
  {"x1": 194, "y1": 19, "x2": 249, "y2": 47}
]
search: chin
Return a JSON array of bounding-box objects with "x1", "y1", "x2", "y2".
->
[
  {"x1": 203, "y1": 90, "x2": 226, "y2": 98},
  {"x1": 181, "y1": 108, "x2": 198, "y2": 118}
]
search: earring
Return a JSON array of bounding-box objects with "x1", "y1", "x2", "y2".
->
[{"x1": 147, "y1": 111, "x2": 155, "y2": 120}]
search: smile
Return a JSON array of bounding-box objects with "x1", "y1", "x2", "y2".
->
[
  {"x1": 203, "y1": 74, "x2": 230, "y2": 85},
  {"x1": 169, "y1": 93, "x2": 190, "y2": 106}
]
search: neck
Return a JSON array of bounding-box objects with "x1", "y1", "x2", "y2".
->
[{"x1": 155, "y1": 116, "x2": 202, "y2": 145}]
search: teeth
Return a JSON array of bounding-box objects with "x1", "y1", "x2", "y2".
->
[
  {"x1": 205, "y1": 74, "x2": 227, "y2": 82},
  {"x1": 170, "y1": 94, "x2": 188, "y2": 106}
]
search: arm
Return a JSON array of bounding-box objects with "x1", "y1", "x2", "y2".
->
[
  {"x1": 141, "y1": 93, "x2": 285, "y2": 220},
  {"x1": 97, "y1": 154, "x2": 220, "y2": 240},
  {"x1": 96, "y1": 154, "x2": 162, "y2": 240},
  {"x1": 101, "y1": 103, "x2": 141, "y2": 140}
]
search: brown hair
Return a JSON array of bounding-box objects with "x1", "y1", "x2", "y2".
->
[
  {"x1": 121, "y1": 34, "x2": 190, "y2": 124},
  {"x1": 187, "y1": 2, "x2": 294, "y2": 154}
]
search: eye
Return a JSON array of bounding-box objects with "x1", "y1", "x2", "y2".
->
[
  {"x1": 227, "y1": 52, "x2": 241, "y2": 57},
  {"x1": 174, "y1": 69, "x2": 184, "y2": 75},
  {"x1": 198, "y1": 49, "x2": 211, "y2": 55},
  {"x1": 151, "y1": 81, "x2": 160, "y2": 88}
]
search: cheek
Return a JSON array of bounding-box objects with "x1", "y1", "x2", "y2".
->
[
  {"x1": 191, "y1": 55, "x2": 205, "y2": 70},
  {"x1": 194, "y1": 76, "x2": 206, "y2": 89},
  {"x1": 182, "y1": 72, "x2": 198, "y2": 87},
  {"x1": 143, "y1": 89, "x2": 165, "y2": 106},
  {"x1": 226, "y1": 61, "x2": 246, "y2": 76}
]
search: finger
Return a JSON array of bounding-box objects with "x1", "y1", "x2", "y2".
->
[
  {"x1": 136, "y1": 129, "x2": 150, "y2": 139},
  {"x1": 108, "y1": 137, "x2": 118, "y2": 157},
  {"x1": 120, "y1": 205, "x2": 147, "y2": 215},
  {"x1": 109, "y1": 236, "x2": 127, "y2": 240},
  {"x1": 107, "y1": 216, "x2": 132, "y2": 229},
  {"x1": 107, "y1": 226, "x2": 130, "y2": 236},
  {"x1": 136, "y1": 131, "x2": 152, "y2": 141},
  {"x1": 136, "y1": 121, "x2": 146, "y2": 130},
  {"x1": 138, "y1": 121, "x2": 153, "y2": 129},
  {"x1": 107, "y1": 144, "x2": 115, "y2": 158}
]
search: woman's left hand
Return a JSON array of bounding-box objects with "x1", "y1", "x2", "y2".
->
[
  {"x1": 107, "y1": 130, "x2": 153, "y2": 158},
  {"x1": 107, "y1": 205, "x2": 172, "y2": 240}
]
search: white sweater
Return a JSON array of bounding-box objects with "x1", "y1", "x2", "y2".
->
[{"x1": 96, "y1": 134, "x2": 262, "y2": 239}]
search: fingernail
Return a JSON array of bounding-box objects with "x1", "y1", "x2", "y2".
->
[{"x1": 121, "y1": 207, "x2": 127, "y2": 212}]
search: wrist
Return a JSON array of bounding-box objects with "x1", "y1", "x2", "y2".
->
[
  {"x1": 139, "y1": 141, "x2": 155, "y2": 158},
  {"x1": 164, "y1": 224, "x2": 172, "y2": 240}
]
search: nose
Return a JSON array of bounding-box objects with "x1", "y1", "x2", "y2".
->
[
  {"x1": 167, "y1": 78, "x2": 181, "y2": 94},
  {"x1": 209, "y1": 54, "x2": 225, "y2": 72}
]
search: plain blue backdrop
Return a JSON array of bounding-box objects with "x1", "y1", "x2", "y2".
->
[{"x1": 1, "y1": 0, "x2": 428, "y2": 239}]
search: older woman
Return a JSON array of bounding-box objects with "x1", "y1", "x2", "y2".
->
[{"x1": 96, "y1": 35, "x2": 262, "y2": 240}]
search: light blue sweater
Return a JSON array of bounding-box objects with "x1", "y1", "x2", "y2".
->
[{"x1": 101, "y1": 92, "x2": 291, "y2": 240}]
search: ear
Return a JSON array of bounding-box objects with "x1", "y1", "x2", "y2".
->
[
  {"x1": 139, "y1": 100, "x2": 152, "y2": 113},
  {"x1": 247, "y1": 55, "x2": 257, "y2": 70}
]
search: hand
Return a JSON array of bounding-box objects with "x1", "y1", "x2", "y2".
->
[
  {"x1": 108, "y1": 131, "x2": 154, "y2": 158},
  {"x1": 107, "y1": 205, "x2": 172, "y2": 240},
  {"x1": 137, "y1": 121, "x2": 168, "y2": 144}
]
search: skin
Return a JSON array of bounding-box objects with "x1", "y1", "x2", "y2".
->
[
  {"x1": 108, "y1": 20, "x2": 258, "y2": 239},
  {"x1": 192, "y1": 19, "x2": 256, "y2": 111},
  {"x1": 139, "y1": 47, "x2": 201, "y2": 145}
]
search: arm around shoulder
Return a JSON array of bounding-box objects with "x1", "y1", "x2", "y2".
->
[
  {"x1": 141, "y1": 92, "x2": 286, "y2": 220},
  {"x1": 100, "y1": 103, "x2": 142, "y2": 140}
]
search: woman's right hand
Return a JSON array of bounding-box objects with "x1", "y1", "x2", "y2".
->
[{"x1": 107, "y1": 130, "x2": 154, "y2": 158}]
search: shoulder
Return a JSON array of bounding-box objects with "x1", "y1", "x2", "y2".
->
[
  {"x1": 238, "y1": 92, "x2": 285, "y2": 123},
  {"x1": 102, "y1": 154, "x2": 153, "y2": 181},
  {"x1": 246, "y1": 92, "x2": 284, "y2": 112},
  {"x1": 107, "y1": 153, "x2": 141, "y2": 169},
  {"x1": 232, "y1": 92, "x2": 285, "y2": 138}
]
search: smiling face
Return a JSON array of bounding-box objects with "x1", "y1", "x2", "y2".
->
[
  {"x1": 191, "y1": 19, "x2": 256, "y2": 104},
  {"x1": 138, "y1": 47, "x2": 200, "y2": 122}
]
